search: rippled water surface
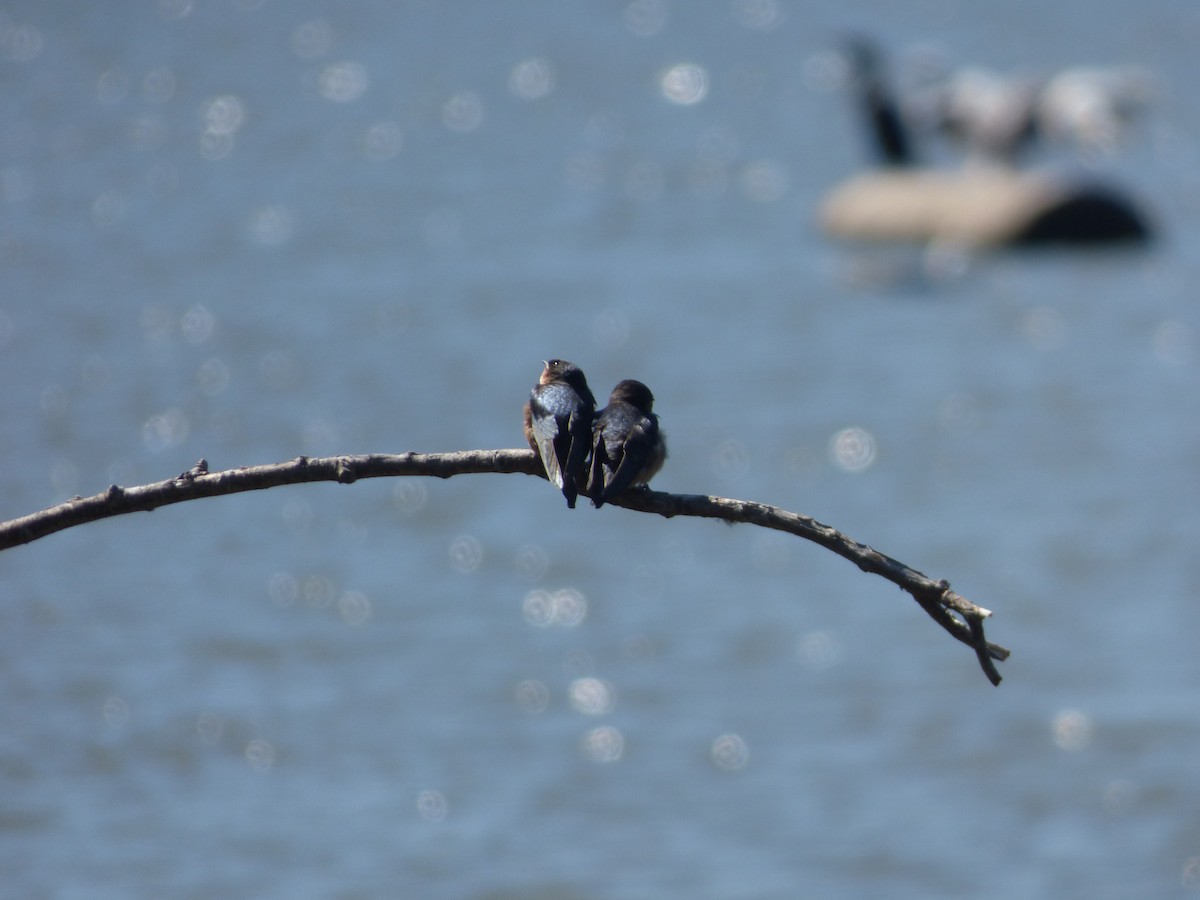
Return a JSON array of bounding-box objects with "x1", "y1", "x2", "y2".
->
[{"x1": 2, "y1": 2, "x2": 1199, "y2": 898}]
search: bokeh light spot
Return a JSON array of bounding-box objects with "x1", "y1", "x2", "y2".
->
[
  {"x1": 796, "y1": 630, "x2": 843, "y2": 670},
  {"x1": 732, "y1": 0, "x2": 785, "y2": 30},
  {"x1": 551, "y1": 588, "x2": 587, "y2": 627},
  {"x1": 102, "y1": 695, "x2": 130, "y2": 728},
  {"x1": 513, "y1": 543, "x2": 550, "y2": 580},
  {"x1": 622, "y1": 0, "x2": 667, "y2": 37},
  {"x1": 829, "y1": 426, "x2": 877, "y2": 473},
  {"x1": 268, "y1": 571, "x2": 299, "y2": 607},
  {"x1": 523, "y1": 590, "x2": 554, "y2": 627},
  {"x1": 661, "y1": 63, "x2": 709, "y2": 105},
  {"x1": 1052, "y1": 708, "x2": 1093, "y2": 751},
  {"x1": 319, "y1": 61, "x2": 369, "y2": 102},
  {"x1": 416, "y1": 790, "x2": 447, "y2": 822},
  {"x1": 96, "y1": 68, "x2": 130, "y2": 105},
  {"x1": 202, "y1": 95, "x2": 246, "y2": 135},
  {"x1": 142, "y1": 67, "x2": 176, "y2": 104},
  {"x1": 338, "y1": 590, "x2": 372, "y2": 626},
  {"x1": 442, "y1": 91, "x2": 484, "y2": 132},
  {"x1": 711, "y1": 733, "x2": 750, "y2": 770},
  {"x1": 245, "y1": 738, "x2": 276, "y2": 772},
  {"x1": 522, "y1": 588, "x2": 587, "y2": 627},
  {"x1": 1102, "y1": 778, "x2": 1136, "y2": 814},
  {"x1": 514, "y1": 679, "x2": 550, "y2": 715},
  {"x1": 569, "y1": 677, "x2": 615, "y2": 715},
  {"x1": 141, "y1": 304, "x2": 175, "y2": 342},
  {"x1": 393, "y1": 480, "x2": 428, "y2": 514},
  {"x1": 142, "y1": 408, "x2": 190, "y2": 452},
  {"x1": 198, "y1": 130, "x2": 234, "y2": 160},
  {"x1": 364, "y1": 121, "x2": 403, "y2": 160},
  {"x1": 712, "y1": 438, "x2": 751, "y2": 481},
  {"x1": 302, "y1": 574, "x2": 336, "y2": 609},
  {"x1": 449, "y1": 534, "x2": 484, "y2": 573},
  {"x1": 195, "y1": 357, "x2": 231, "y2": 396},
  {"x1": 3, "y1": 23, "x2": 44, "y2": 62},
  {"x1": 181, "y1": 304, "x2": 215, "y2": 343},
  {"x1": 1182, "y1": 856, "x2": 1200, "y2": 888},
  {"x1": 158, "y1": 0, "x2": 193, "y2": 20},
  {"x1": 196, "y1": 712, "x2": 224, "y2": 745},
  {"x1": 581, "y1": 725, "x2": 625, "y2": 762},
  {"x1": 803, "y1": 50, "x2": 849, "y2": 93},
  {"x1": 246, "y1": 205, "x2": 295, "y2": 246},
  {"x1": 509, "y1": 57, "x2": 555, "y2": 100},
  {"x1": 292, "y1": 20, "x2": 333, "y2": 59}
]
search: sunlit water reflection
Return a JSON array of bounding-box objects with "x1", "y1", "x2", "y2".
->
[{"x1": 1, "y1": 2, "x2": 1199, "y2": 899}]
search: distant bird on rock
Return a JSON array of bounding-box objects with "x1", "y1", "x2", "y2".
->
[
  {"x1": 845, "y1": 36, "x2": 915, "y2": 167},
  {"x1": 824, "y1": 37, "x2": 1153, "y2": 248}
]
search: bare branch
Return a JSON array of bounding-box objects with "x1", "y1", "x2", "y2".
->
[{"x1": 0, "y1": 449, "x2": 1008, "y2": 684}]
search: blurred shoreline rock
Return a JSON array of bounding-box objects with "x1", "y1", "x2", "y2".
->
[{"x1": 820, "y1": 168, "x2": 1150, "y2": 247}]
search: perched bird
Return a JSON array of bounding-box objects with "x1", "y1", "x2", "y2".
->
[
  {"x1": 589, "y1": 379, "x2": 667, "y2": 509},
  {"x1": 912, "y1": 66, "x2": 1042, "y2": 166},
  {"x1": 523, "y1": 359, "x2": 596, "y2": 508},
  {"x1": 1037, "y1": 65, "x2": 1153, "y2": 157},
  {"x1": 845, "y1": 36, "x2": 915, "y2": 167}
]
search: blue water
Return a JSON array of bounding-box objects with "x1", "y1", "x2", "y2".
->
[{"x1": 2, "y1": 2, "x2": 1199, "y2": 897}]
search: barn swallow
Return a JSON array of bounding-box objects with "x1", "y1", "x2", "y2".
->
[
  {"x1": 589, "y1": 379, "x2": 667, "y2": 509},
  {"x1": 524, "y1": 359, "x2": 596, "y2": 508}
]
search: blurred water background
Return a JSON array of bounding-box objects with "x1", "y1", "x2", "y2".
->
[{"x1": 2, "y1": 1, "x2": 1199, "y2": 897}]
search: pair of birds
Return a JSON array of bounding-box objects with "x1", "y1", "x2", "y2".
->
[{"x1": 523, "y1": 359, "x2": 666, "y2": 509}]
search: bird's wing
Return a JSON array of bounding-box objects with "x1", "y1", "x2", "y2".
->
[
  {"x1": 563, "y1": 407, "x2": 591, "y2": 493},
  {"x1": 600, "y1": 419, "x2": 654, "y2": 500},
  {"x1": 528, "y1": 401, "x2": 565, "y2": 489},
  {"x1": 588, "y1": 414, "x2": 609, "y2": 498}
]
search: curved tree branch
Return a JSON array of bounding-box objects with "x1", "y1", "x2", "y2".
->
[{"x1": 0, "y1": 449, "x2": 1009, "y2": 684}]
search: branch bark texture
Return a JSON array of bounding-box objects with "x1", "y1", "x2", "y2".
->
[{"x1": 0, "y1": 449, "x2": 1009, "y2": 684}]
